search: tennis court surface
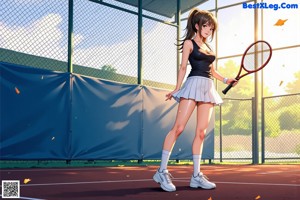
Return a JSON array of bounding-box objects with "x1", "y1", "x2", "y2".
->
[{"x1": 1, "y1": 164, "x2": 299, "y2": 200}]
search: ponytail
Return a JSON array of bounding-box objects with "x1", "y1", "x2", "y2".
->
[{"x1": 187, "y1": 9, "x2": 199, "y2": 37}]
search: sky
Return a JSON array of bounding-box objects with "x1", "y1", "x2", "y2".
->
[{"x1": 0, "y1": 0, "x2": 299, "y2": 95}]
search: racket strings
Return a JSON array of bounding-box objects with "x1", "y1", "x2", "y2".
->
[{"x1": 243, "y1": 42, "x2": 271, "y2": 72}]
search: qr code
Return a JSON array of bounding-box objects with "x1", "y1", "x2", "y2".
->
[{"x1": 2, "y1": 180, "x2": 20, "y2": 198}]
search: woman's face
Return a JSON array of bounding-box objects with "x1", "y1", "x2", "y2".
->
[{"x1": 200, "y1": 22, "x2": 214, "y2": 39}]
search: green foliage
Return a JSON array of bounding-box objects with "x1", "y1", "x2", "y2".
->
[
  {"x1": 265, "y1": 113, "x2": 281, "y2": 137},
  {"x1": 98, "y1": 64, "x2": 118, "y2": 80},
  {"x1": 218, "y1": 59, "x2": 299, "y2": 138},
  {"x1": 295, "y1": 144, "x2": 300, "y2": 155},
  {"x1": 217, "y1": 60, "x2": 253, "y2": 135},
  {"x1": 100, "y1": 65, "x2": 117, "y2": 73},
  {"x1": 278, "y1": 108, "x2": 300, "y2": 130},
  {"x1": 223, "y1": 101, "x2": 252, "y2": 135},
  {"x1": 285, "y1": 71, "x2": 300, "y2": 94},
  {"x1": 217, "y1": 60, "x2": 254, "y2": 99}
]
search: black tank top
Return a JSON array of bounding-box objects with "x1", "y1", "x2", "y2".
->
[{"x1": 188, "y1": 40, "x2": 216, "y2": 79}]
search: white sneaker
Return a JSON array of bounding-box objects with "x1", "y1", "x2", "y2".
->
[
  {"x1": 190, "y1": 172, "x2": 216, "y2": 189},
  {"x1": 153, "y1": 169, "x2": 176, "y2": 192}
]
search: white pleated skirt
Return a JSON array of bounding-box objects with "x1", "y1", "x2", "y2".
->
[{"x1": 172, "y1": 76, "x2": 223, "y2": 105}]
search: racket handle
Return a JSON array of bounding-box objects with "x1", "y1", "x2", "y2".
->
[{"x1": 222, "y1": 81, "x2": 234, "y2": 95}]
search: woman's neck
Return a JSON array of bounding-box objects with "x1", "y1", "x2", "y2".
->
[{"x1": 193, "y1": 35, "x2": 204, "y2": 43}]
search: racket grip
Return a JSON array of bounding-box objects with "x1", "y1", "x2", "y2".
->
[{"x1": 222, "y1": 82, "x2": 234, "y2": 95}]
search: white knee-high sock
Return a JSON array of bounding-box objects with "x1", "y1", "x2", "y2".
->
[
  {"x1": 193, "y1": 154, "x2": 201, "y2": 177},
  {"x1": 159, "y1": 150, "x2": 171, "y2": 172}
]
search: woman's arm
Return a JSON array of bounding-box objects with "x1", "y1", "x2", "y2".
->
[
  {"x1": 175, "y1": 40, "x2": 192, "y2": 90},
  {"x1": 165, "y1": 40, "x2": 192, "y2": 100}
]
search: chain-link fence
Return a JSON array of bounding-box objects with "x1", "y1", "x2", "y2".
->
[
  {"x1": 143, "y1": 18, "x2": 177, "y2": 89},
  {"x1": 215, "y1": 98, "x2": 253, "y2": 162},
  {"x1": 214, "y1": 94, "x2": 300, "y2": 163},
  {"x1": 262, "y1": 93, "x2": 300, "y2": 162},
  {"x1": 0, "y1": 0, "x2": 69, "y2": 72},
  {"x1": 0, "y1": 0, "x2": 178, "y2": 88},
  {"x1": 1, "y1": 0, "x2": 299, "y2": 163},
  {"x1": 73, "y1": 0, "x2": 139, "y2": 83}
]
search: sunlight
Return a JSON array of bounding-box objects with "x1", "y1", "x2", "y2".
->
[{"x1": 215, "y1": 0, "x2": 300, "y2": 96}]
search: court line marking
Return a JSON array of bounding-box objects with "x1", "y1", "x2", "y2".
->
[
  {"x1": 0, "y1": 166, "x2": 154, "y2": 172},
  {"x1": 175, "y1": 180, "x2": 300, "y2": 187},
  {"x1": 19, "y1": 179, "x2": 154, "y2": 187},
  {"x1": 2, "y1": 166, "x2": 298, "y2": 173},
  {"x1": 5, "y1": 178, "x2": 298, "y2": 187},
  {"x1": 256, "y1": 169, "x2": 300, "y2": 175},
  {"x1": 0, "y1": 168, "x2": 119, "y2": 172},
  {"x1": 0, "y1": 165, "x2": 257, "y2": 172}
]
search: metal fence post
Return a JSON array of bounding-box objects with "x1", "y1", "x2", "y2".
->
[
  {"x1": 176, "y1": 0, "x2": 181, "y2": 73},
  {"x1": 219, "y1": 105, "x2": 223, "y2": 162},
  {"x1": 252, "y1": 97, "x2": 259, "y2": 164},
  {"x1": 261, "y1": 97, "x2": 265, "y2": 163},
  {"x1": 137, "y1": 0, "x2": 143, "y2": 85},
  {"x1": 67, "y1": 0, "x2": 74, "y2": 73}
]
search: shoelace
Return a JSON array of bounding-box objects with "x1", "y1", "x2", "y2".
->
[
  {"x1": 198, "y1": 173, "x2": 210, "y2": 182},
  {"x1": 163, "y1": 172, "x2": 174, "y2": 184},
  {"x1": 202, "y1": 174, "x2": 209, "y2": 180}
]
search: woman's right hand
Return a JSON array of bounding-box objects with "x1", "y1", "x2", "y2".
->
[{"x1": 165, "y1": 89, "x2": 179, "y2": 101}]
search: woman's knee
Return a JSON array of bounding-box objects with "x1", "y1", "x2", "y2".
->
[
  {"x1": 172, "y1": 125, "x2": 185, "y2": 137},
  {"x1": 195, "y1": 129, "x2": 206, "y2": 140}
]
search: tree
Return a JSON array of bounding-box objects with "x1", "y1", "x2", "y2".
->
[
  {"x1": 98, "y1": 65, "x2": 118, "y2": 81},
  {"x1": 100, "y1": 65, "x2": 117, "y2": 73},
  {"x1": 217, "y1": 60, "x2": 253, "y2": 99},
  {"x1": 216, "y1": 60, "x2": 254, "y2": 135},
  {"x1": 279, "y1": 109, "x2": 300, "y2": 130},
  {"x1": 216, "y1": 59, "x2": 276, "y2": 136},
  {"x1": 285, "y1": 71, "x2": 300, "y2": 94}
]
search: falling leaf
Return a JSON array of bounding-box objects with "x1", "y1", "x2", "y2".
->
[
  {"x1": 274, "y1": 19, "x2": 288, "y2": 26},
  {"x1": 51, "y1": 137, "x2": 55, "y2": 141},
  {"x1": 24, "y1": 179, "x2": 31, "y2": 184},
  {"x1": 255, "y1": 195, "x2": 261, "y2": 199},
  {"x1": 15, "y1": 87, "x2": 20, "y2": 94},
  {"x1": 279, "y1": 81, "x2": 284, "y2": 87},
  {"x1": 208, "y1": 197, "x2": 212, "y2": 200},
  {"x1": 126, "y1": 175, "x2": 130, "y2": 178}
]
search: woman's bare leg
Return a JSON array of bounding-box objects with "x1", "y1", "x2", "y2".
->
[
  {"x1": 163, "y1": 98, "x2": 197, "y2": 151},
  {"x1": 192, "y1": 102, "x2": 214, "y2": 176},
  {"x1": 159, "y1": 98, "x2": 196, "y2": 171}
]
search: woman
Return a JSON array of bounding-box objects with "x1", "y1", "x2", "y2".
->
[{"x1": 153, "y1": 8, "x2": 237, "y2": 192}]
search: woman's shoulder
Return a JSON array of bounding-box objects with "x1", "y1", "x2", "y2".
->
[
  {"x1": 183, "y1": 39, "x2": 194, "y2": 49},
  {"x1": 184, "y1": 39, "x2": 193, "y2": 45}
]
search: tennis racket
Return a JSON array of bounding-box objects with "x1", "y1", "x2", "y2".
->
[{"x1": 222, "y1": 40, "x2": 272, "y2": 95}]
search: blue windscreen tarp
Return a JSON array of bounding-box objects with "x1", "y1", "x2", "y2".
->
[
  {"x1": 0, "y1": 62, "x2": 214, "y2": 160},
  {"x1": 70, "y1": 75, "x2": 142, "y2": 159},
  {"x1": 0, "y1": 62, "x2": 70, "y2": 159}
]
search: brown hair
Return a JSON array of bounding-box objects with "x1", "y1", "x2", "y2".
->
[{"x1": 178, "y1": 8, "x2": 217, "y2": 50}]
